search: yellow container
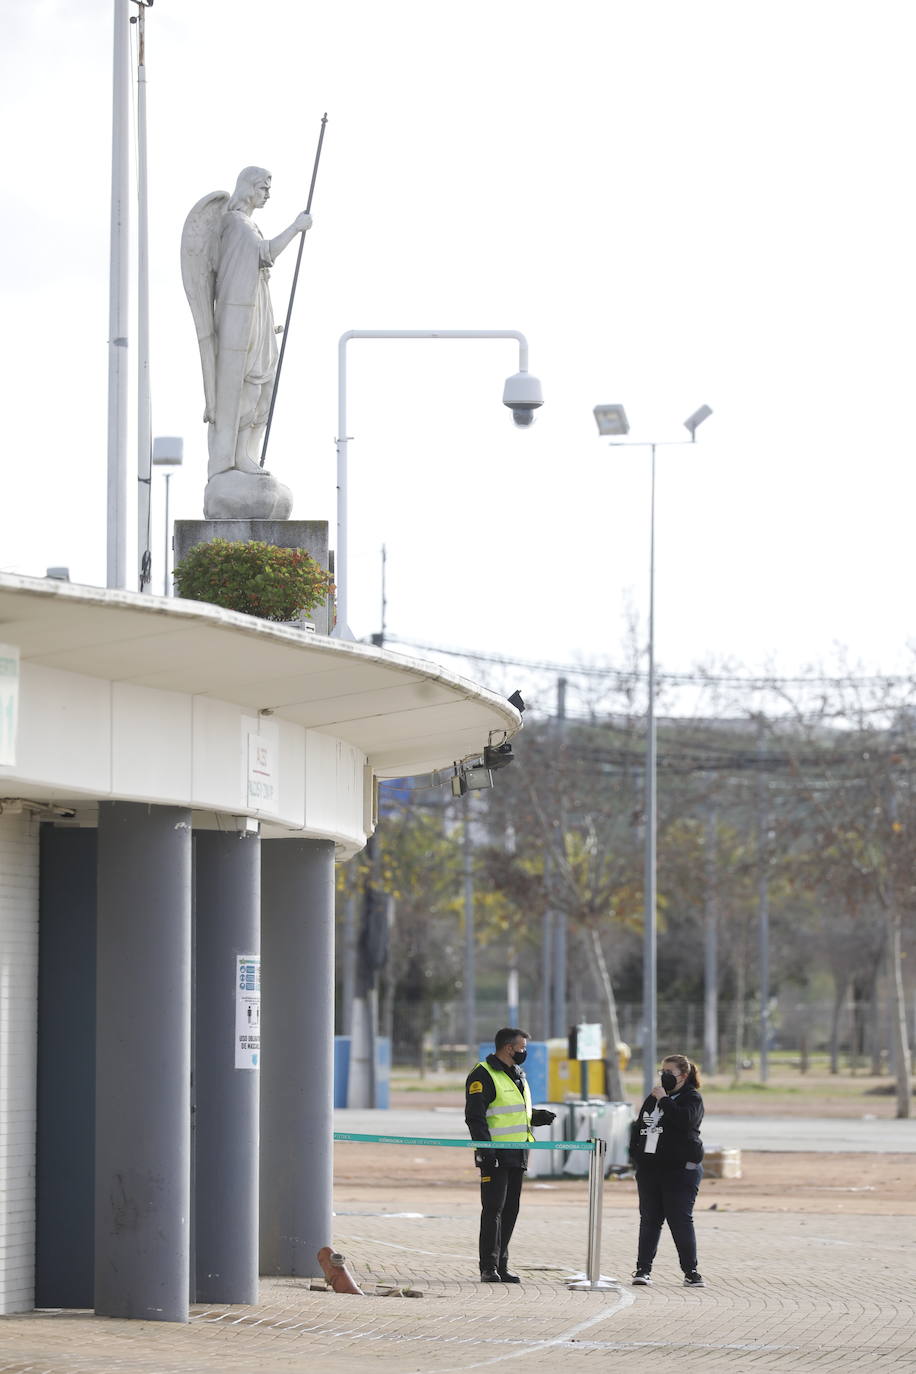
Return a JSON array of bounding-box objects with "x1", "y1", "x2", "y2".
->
[{"x1": 545, "y1": 1038, "x2": 606, "y2": 1099}]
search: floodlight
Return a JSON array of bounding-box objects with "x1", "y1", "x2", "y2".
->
[
  {"x1": 683, "y1": 405, "x2": 713, "y2": 439},
  {"x1": 593, "y1": 404, "x2": 630, "y2": 437}
]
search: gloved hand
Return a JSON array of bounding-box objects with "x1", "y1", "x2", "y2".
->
[
  {"x1": 474, "y1": 1148, "x2": 498, "y2": 1170},
  {"x1": 531, "y1": 1109, "x2": 557, "y2": 1127}
]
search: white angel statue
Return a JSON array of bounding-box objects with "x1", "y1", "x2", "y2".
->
[{"x1": 181, "y1": 168, "x2": 311, "y2": 479}]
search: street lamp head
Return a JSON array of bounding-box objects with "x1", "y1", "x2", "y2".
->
[
  {"x1": 683, "y1": 404, "x2": 712, "y2": 440},
  {"x1": 503, "y1": 371, "x2": 543, "y2": 427},
  {"x1": 152, "y1": 435, "x2": 184, "y2": 467},
  {"x1": 593, "y1": 404, "x2": 630, "y2": 437}
]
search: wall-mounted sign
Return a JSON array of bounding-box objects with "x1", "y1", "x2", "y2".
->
[
  {"x1": 236, "y1": 954, "x2": 261, "y2": 1070},
  {"x1": 0, "y1": 644, "x2": 19, "y2": 767},
  {"x1": 247, "y1": 731, "x2": 279, "y2": 814}
]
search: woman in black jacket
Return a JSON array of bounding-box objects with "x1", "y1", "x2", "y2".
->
[{"x1": 629, "y1": 1053, "x2": 706, "y2": 1288}]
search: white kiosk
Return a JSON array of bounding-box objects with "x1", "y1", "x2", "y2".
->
[{"x1": 0, "y1": 573, "x2": 520, "y2": 1320}]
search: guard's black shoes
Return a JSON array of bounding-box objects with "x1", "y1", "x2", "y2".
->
[
  {"x1": 498, "y1": 1271, "x2": 521, "y2": 1283},
  {"x1": 480, "y1": 1269, "x2": 502, "y2": 1282}
]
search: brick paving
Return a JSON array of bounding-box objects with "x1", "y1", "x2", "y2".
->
[{"x1": 2, "y1": 1187, "x2": 915, "y2": 1373}]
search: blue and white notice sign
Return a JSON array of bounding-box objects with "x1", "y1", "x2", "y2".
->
[
  {"x1": 236, "y1": 954, "x2": 261, "y2": 1069},
  {"x1": 0, "y1": 644, "x2": 19, "y2": 767}
]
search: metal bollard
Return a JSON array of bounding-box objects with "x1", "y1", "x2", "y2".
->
[
  {"x1": 568, "y1": 1136, "x2": 617, "y2": 1289},
  {"x1": 586, "y1": 1136, "x2": 607, "y2": 1283}
]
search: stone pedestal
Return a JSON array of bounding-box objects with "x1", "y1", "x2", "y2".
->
[{"x1": 173, "y1": 521, "x2": 332, "y2": 634}]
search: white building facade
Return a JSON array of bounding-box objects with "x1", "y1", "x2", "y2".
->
[{"x1": 0, "y1": 574, "x2": 519, "y2": 1320}]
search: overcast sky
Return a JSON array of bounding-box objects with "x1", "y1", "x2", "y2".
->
[{"x1": 3, "y1": 1, "x2": 915, "y2": 703}]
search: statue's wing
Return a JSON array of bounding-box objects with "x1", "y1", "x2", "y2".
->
[{"x1": 181, "y1": 192, "x2": 228, "y2": 423}]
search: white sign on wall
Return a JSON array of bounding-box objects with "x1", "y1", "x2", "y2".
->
[
  {"x1": 247, "y1": 730, "x2": 279, "y2": 814},
  {"x1": 235, "y1": 955, "x2": 261, "y2": 1070},
  {"x1": 0, "y1": 644, "x2": 19, "y2": 767}
]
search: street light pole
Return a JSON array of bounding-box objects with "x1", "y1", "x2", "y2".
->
[
  {"x1": 162, "y1": 471, "x2": 173, "y2": 595},
  {"x1": 334, "y1": 330, "x2": 541, "y2": 639},
  {"x1": 593, "y1": 404, "x2": 712, "y2": 1096},
  {"x1": 644, "y1": 442, "x2": 658, "y2": 1097},
  {"x1": 152, "y1": 436, "x2": 183, "y2": 597},
  {"x1": 106, "y1": 0, "x2": 130, "y2": 590},
  {"x1": 463, "y1": 794, "x2": 476, "y2": 1058}
]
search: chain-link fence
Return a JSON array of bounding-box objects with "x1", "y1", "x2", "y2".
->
[{"x1": 388, "y1": 992, "x2": 910, "y2": 1076}]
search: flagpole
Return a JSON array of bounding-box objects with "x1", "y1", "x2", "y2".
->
[
  {"x1": 107, "y1": 0, "x2": 130, "y2": 588},
  {"x1": 136, "y1": 0, "x2": 153, "y2": 591}
]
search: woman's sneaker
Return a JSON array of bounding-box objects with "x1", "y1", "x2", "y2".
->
[
  {"x1": 631, "y1": 1269, "x2": 652, "y2": 1285},
  {"x1": 683, "y1": 1270, "x2": 706, "y2": 1287}
]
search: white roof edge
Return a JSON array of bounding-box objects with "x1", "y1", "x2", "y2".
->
[{"x1": 0, "y1": 572, "x2": 522, "y2": 743}]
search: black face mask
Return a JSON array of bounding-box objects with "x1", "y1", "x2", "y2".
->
[
  {"x1": 512, "y1": 1049, "x2": 528, "y2": 1066},
  {"x1": 660, "y1": 1070, "x2": 678, "y2": 1093}
]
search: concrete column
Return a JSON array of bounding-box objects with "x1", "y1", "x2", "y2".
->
[
  {"x1": 95, "y1": 802, "x2": 192, "y2": 1322},
  {"x1": 36, "y1": 826, "x2": 97, "y2": 1309},
  {"x1": 260, "y1": 839, "x2": 335, "y2": 1276},
  {"x1": 194, "y1": 830, "x2": 260, "y2": 1304},
  {"x1": 0, "y1": 809, "x2": 40, "y2": 1315}
]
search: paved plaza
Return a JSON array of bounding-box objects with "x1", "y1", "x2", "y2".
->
[{"x1": 3, "y1": 1114, "x2": 916, "y2": 1374}]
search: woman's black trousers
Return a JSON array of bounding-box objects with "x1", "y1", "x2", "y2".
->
[{"x1": 635, "y1": 1163, "x2": 703, "y2": 1273}]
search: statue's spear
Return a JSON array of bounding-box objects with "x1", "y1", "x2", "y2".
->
[{"x1": 260, "y1": 112, "x2": 328, "y2": 469}]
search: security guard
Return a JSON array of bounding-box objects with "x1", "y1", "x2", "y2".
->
[{"x1": 465, "y1": 1027, "x2": 556, "y2": 1283}]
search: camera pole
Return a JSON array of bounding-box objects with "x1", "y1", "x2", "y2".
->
[{"x1": 260, "y1": 112, "x2": 328, "y2": 469}]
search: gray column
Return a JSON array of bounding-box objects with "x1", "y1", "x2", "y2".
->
[
  {"x1": 36, "y1": 826, "x2": 97, "y2": 1309},
  {"x1": 194, "y1": 830, "x2": 260, "y2": 1304},
  {"x1": 260, "y1": 839, "x2": 335, "y2": 1276},
  {"x1": 95, "y1": 803, "x2": 192, "y2": 1322}
]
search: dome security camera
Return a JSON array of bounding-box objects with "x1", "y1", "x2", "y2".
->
[{"x1": 502, "y1": 371, "x2": 543, "y2": 427}]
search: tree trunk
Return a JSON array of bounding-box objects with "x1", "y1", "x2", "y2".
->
[
  {"x1": 379, "y1": 900, "x2": 397, "y2": 1060},
  {"x1": 868, "y1": 961, "x2": 883, "y2": 1075},
  {"x1": 887, "y1": 906, "x2": 912, "y2": 1118},
  {"x1": 588, "y1": 927, "x2": 626, "y2": 1101},
  {"x1": 703, "y1": 805, "x2": 719, "y2": 1076},
  {"x1": 828, "y1": 974, "x2": 847, "y2": 1075},
  {"x1": 732, "y1": 958, "x2": 746, "y2": 1088},
  {"x1": 849, "y1": 977, "x2": 867, "y2": 1073}
]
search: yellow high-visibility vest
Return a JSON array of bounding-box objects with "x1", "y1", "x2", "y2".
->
[{"x1": 477, "y1": 1061, "x2": 534, "y2": 1143}]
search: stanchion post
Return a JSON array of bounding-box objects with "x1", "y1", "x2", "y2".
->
[
  {"x1": 586, "y1": 1136, "x2": 606, "y2": 1284},
  {"x1": 330, "y1": 1132, "x2": 619, "y2": 1289}
]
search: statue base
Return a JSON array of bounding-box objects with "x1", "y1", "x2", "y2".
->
[{"x1": 203, "y1": 469, "x2": 293, "y2": 520}]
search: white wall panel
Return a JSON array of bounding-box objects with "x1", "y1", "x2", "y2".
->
[
  {"x1": 303, "y1": 732, "x2": 341, "y2": 835},
  {"x1": 0, "y1": 811, "x2": 39, "y2": 1313},
  {"x1": 5, "y1": 664, "x2": 111, "y2": 795},
  {"x1": 275, "y1": 718, "x2": 306, "y2": 826},
  {"x1": 1, "y1": 663, "x2": 367, "y2": 850},
  {"x1": 191, "y1": 696, "x2": 247, "y2": 812},
  {"x1": 303, "y1": 733, "x2": 365, "y2": 840},
  {"x1": 336, "y1": 739, "x2": 364, "y2": 839},
  {"x1": 111, "y1": 683, "x2": 193, "y2": 802}
]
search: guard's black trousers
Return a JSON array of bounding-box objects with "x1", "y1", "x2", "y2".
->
[
  {"x1": 635, "y1": 1163, "x2": 703, "y2": 1273},
  {"x1": 478, "y1": 1166, "x2": 524, "y2": 1273}
]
